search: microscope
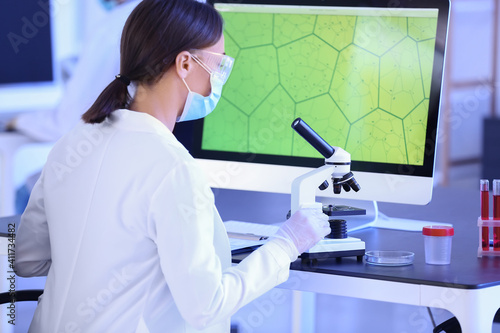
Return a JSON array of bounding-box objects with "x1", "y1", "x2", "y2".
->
[{"x1": 290, "y1": 118, "x2": 365, "y2": 262}]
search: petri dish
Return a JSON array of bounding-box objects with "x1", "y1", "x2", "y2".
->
[{"x1": 365, "y1": 251, "x2": 415, "y2": 266}]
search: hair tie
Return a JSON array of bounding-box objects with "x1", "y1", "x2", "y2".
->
[{"x1": 115, "y1": 74, "x2": 131, "y2": 86}]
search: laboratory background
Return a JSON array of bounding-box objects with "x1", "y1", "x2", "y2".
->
[{"x1": 1, "y1": 0, "x2": 500, "y2": 332}]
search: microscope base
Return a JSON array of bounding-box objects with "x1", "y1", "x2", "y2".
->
[{"x1": 300, "y1": 237, "x2": 365, "y2": 261}]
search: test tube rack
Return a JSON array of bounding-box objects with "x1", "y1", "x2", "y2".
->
[{"x1": 477, "y1": 217, "x2": 500, "y2": 257}]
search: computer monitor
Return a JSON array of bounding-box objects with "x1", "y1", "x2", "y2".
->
[
  {"x1": 0, "y1": 0, "x2": 61, "y2": 113},
  {"x1": 176, "y1": 0, "x2": 450, "y2": 231}
]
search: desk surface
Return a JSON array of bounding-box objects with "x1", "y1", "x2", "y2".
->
[
  {"x1": 234, "y1": 225, "x2": 500, "y2": 290},
  {"x1": 294, "y1": 227, "x2": 499, "y2": 290},
  {"x1": 229, "y1": 185, "x2": 500, "y2": 290}
]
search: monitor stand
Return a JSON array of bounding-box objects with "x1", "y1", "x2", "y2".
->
[{"x1": 319, "y1": 197, "x2": 452, "y2": 233}]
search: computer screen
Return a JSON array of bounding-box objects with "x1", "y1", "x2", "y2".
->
[
  {"x1": 0, "y1": 0, "x2": 60, "y2": 112},
  {"x1": 177, "y1": 0, "x2": 449, "y2": 214}
]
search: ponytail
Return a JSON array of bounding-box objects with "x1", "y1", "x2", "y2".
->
[
  {"x1": 82, "y1": 0, "x2": 223, "y2": 124},
  {"x1": 81, "y1": 75, "x2": 131, "y2": 124}
]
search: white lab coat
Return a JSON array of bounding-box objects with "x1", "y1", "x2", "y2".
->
[
  {"x1": 14, "y1": 1, "x2": 141, "y2": 142},
  {"x1": 15, "y1": 110, "x2": 292, "y2": 333}
]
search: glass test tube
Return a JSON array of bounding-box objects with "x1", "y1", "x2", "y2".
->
[
  {"x1": 481, "y1": 179, "x2": 490, "y2": 250},
  {"x1": 493, "y1": 180, "x2": 500, "y2": 250}
]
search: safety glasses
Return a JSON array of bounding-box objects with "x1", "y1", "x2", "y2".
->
[{"x1": 191, "y1": 50, "x2": 234, "y2": 84}]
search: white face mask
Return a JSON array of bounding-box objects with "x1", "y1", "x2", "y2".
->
[
  {"x1": 176, "y1": 50, "x2": 234, "y2": 122},
  {"x1": 177, "y1": 74, "x2": 224, "y2": 122}
]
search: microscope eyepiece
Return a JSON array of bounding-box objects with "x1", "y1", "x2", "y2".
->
[{"x1": 291, "y1": 118, "x2": 335, "y2": 159}]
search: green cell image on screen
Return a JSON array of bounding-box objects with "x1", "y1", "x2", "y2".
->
[{"x1": 201, "y1": 10, "x2": 438, "y2": 166}]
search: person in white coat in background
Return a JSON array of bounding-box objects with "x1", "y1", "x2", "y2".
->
[
  {"x1": 8, "y1": 0, "x2": 141, "y2": 141},
  {"x1": 15, "y1": 0, "x2": 330, "y2": 332},
  {"x1": 8, "y1": 0, "x2": 141, "y2": 213}
]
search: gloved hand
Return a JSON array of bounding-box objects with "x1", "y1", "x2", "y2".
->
[{"x1": 272, "y1": 205, "x2": 330, "y2": 260}]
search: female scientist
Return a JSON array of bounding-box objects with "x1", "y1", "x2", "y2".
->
[{"x1": 15, "y1": 0, "x2": 329, "y2": 332}]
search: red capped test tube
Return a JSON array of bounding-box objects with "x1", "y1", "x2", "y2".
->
[
  {"x1": 493, "y1": 180, "x2": 500, "y2": 250},
  {"x1": 480, "y1": 179, "x2": 490, "y2": 250}
]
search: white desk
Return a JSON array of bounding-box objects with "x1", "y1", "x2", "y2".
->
[
  {"x1": 225, "y1": 186, "x2": 499, "y2": 333},
  {"x1": 277, "y1": 251, "x2": 500, "y2": 333}
]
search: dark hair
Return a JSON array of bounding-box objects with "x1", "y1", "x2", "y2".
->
[{"x1": 82, "y1": 0, "x2": 224, "y2": 124}]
